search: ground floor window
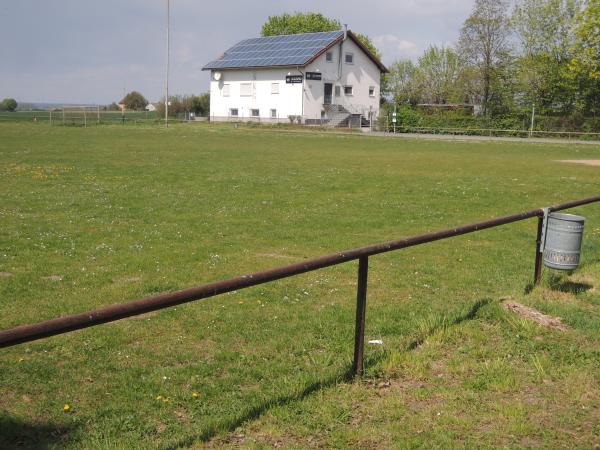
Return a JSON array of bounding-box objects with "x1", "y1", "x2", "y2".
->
[
  {"x1": 344, "y1": 85, "x2": 353, "y2": 96},
  {"x1": 229, "y1": 108, "x2": 238, "y2": 117},
  {"x1": 335, "y1": 86, "x2": 341, "y2": 97},
  {"x1": 251, "y1": 109, "x2": 260, "y2": 117},
  {"x1": 270, "y1": 109, "x2": 277, "y2": 118}
]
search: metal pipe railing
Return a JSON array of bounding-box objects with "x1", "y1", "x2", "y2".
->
[{"x1": 1, "y1": 195, "x2": 599, "y2": 377}]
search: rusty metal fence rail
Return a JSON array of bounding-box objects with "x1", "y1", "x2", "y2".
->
[{"x1": 1, "y1": 195, "x2": 600, "y2": 376}]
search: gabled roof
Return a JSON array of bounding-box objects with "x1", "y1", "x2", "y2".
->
[{"x1": 202, "y1": 30, "x2": 387, "y2": 73}]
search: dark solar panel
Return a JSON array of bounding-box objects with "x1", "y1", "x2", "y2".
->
[{"x1": 203, "y1": 31, "x2": 343, "y2": 70}]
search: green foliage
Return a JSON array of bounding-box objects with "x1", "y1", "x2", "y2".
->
[
  {"x1": 417, "y1": 46, "x2": 462, "y2": 104},
  {"x1": 569, "y1": 0, "x2": 600, "y2": 114},
  {"x1": 386, "y1": 60, "x2": 420, "y2": 105},
  {"x1": 261, "y1": 12, "x2": 340, "y2": 36},
  {"x1": 105, "y1": 102, "x2": 121, "y2": 111},
  {"x1": 0, "y1": 98, "x2": 18, "y2": 112},
  {"x1": 512, "y1": 0, "x2": 582, "y2": 114},
  {"x1": 354, "y1": 32, "x2": 381, "y2": 60},
  {"x1": 191, "y1": 92, "x2": 210, "y2": 116},
  {"x1": 120, "y1": 91, "x2": 148, "y2": 111},
  {"x1": 155, "y1": 93, "x2": 210, "y2": 118},
  {"x1": 260, "y1": 12, "x2": 382, "y2": 62}
]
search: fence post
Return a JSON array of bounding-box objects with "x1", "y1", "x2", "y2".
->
[
  {"x1": 353, "y1": 256, "x2": 369, "y2": 378},
  {"x1": 534, "y1": 216, "x2": 544, "y2": 285}
]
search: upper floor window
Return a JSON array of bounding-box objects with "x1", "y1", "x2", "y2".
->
[
  {"x1": 240, "y1": 83, "x2": 252, "y2": 97},
  {"x1": 326, "y1": 51, "x2": 333, "y2": 62},
  {"x1": 344, "y1": 85, "x2": 353, "y2": 96},
  {"x1": 369, "y1": 86, "x2": 375, "y2": 97},
  {"x1": 223, "y1": 84, "x2": 231, "y2": 97},
  {"x1": 345, "y1": 52, "x2": 354, "y2": 64},
  {"x1": 271, "y1": 83, "x2": 279, "y2": 94}
]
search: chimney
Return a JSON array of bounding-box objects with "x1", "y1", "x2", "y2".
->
[{"x1": 343, "y1": 24, "x2": 348, "y2": 40}]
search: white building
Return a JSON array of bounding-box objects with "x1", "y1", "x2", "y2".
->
[{"x1": 202, "y1": 29, "x2": 388, "y2": 127}]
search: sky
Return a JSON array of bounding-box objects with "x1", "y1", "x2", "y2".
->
[{"x1": 0, "y1": 0, "x2": 475, "y2": 105}]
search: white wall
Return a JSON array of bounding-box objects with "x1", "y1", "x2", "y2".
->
[
  {"x1": 303, "y1": 37, "x2": 382, "y2": 120},
  {"x1": 209, "y1": 68, "x2": 303, "y2": 121}
]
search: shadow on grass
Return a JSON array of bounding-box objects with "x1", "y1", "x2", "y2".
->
[
  {"x1": 0, "y1": 414, "x2": 74, "y2": 450},
  {"x1": 407, "y1": 298, "x2": 491, "y2": 351},
  {"x1": 163, "y1": 298, "x2": 491, "y2": 449},
  {"x1": 548, "y1": 274, "x2": 593, "y2": 295}
]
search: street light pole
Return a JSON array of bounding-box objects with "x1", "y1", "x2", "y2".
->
[{"x1": 165, "y1": 0, "x2": 170, "y2": 128}]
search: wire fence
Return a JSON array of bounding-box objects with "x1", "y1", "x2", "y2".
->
[
  {"x1": 380, "y1": 121, "x2": 600, "y2": 141},
  {"x1": 0, "y1": 110, "x2": 197, "y2": 126}
]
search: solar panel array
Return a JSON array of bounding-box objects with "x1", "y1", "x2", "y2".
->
[{"x1": 203, "y1": 31, "x2": 344, "y2": 70}]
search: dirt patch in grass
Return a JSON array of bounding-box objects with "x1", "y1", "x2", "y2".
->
[
  {"x1": 502, "y1": 300, "x2": 568, "y2": 331},
  {"x1": 0, "y1": 271, "x2": 13, "y2": 277},
  {"x1": 42, "y1": 275, "x2": 63, "y2": 281},
  {"x1": 556, "y1": 160, "x2": 600, "y2": 167}
]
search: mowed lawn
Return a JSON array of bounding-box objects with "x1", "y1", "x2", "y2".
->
[{"x1": 1, "y1": 122, "x2": 599, "y2": 449}]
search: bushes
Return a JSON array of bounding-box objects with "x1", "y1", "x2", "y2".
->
[{"x1": 379, "y1": 105, "x2": 600, "y2": 134}]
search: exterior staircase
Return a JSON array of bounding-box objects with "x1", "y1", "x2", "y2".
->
[{"x1": 324, "y1": 104, "x2": 352, "y2": 128}]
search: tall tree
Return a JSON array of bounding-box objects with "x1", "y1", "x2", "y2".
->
[
  {"x1": 260, "y1": 12, "x2": 381, "y2": 60},
  {"x1": 1, "y1": 98, "x2": 18, "y2": 112},
  {"x1": 569, "y1": 0, "x2": 600, "y2": 113},
  {"x1": 386, "y1": 59, "x2": 420, "y2": 105},
  {"x1": 261, "y1": 12, "x2": 339, "y2": 36},
  {"x1": 458, "y1": 0, "x2": 512, "y2": 115},
  {"x1": 416, "y1": 46, "x2": 462, "y2": 104},
  {"x1": 512, "y1": 0, "x2": 582, "y2": 113},
  {"x1": 120, "y1": 91, "x2": 148, "y2": 111}
]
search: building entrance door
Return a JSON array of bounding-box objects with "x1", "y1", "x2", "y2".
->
[{"x1": 324, "y1": 83, "x2": 333, "y2": 105}]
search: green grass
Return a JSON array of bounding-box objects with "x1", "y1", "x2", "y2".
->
[{"x1": 0, "y1": 122, "x2": 599, "y2": 449}]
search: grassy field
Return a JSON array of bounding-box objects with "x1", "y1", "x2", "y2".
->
[
  {"x1": 0, "y1": 110, "x2": 155, "y2": 125},
  {"x1": 0, "y1": 122, "x2": 599, "y2": 449}
]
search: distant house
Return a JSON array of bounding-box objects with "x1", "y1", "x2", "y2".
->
[
  {"x1": 145, "y1": 103, "x2": 157, "y2": 112},
  {"x1": 202, "y1": 28, "x2": 387, "y2": 127}
]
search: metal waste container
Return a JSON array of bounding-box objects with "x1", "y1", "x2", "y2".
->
[{"x1": 543, "y1": 212, "x2": 585, "y2": 270}]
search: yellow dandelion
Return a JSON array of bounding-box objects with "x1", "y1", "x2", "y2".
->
[
  {"x1": 192, "y1": 392, "x2": 199, "y2": 398},
  {"x1": 63, "y1": 404, "x2": 71, "y2": 412},
  {"x1": 238, "y1": 301, "x2": 244, "y2": 304},
  {"x1": 155, "y1": 395, "x2": 163, "y2": 401}
]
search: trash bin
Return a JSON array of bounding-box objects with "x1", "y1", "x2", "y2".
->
[{"x1": 543, "y1": 212, "x2": 585, "y2": 270}]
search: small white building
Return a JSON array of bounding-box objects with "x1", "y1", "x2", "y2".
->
[{"x1": 202, "y1": 29, "x2": 387, "y2": 126}]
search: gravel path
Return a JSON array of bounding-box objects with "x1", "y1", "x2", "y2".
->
[{"x1": 368, "y1": 131, "x2": 600, "y2": 146}]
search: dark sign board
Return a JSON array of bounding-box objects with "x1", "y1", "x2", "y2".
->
[
  {"x1": 285, "y1": 75, "x2": 303, "y2": 84},
  {"x1": 306, "y1": 72, "x2": 322, "y2": 80}
]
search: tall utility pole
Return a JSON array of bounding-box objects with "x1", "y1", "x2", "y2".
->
[{"x1": 165, "y1": 0, "x2": 170, "y2": 127}]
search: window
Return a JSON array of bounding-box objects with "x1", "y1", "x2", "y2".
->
[
  {"x1": 326, "y1": 51, "x2": 333, "y2": 62},
  {"x1": 270, "y1": 109, "x2": 277, "y2": 118},
  {"x1": 240, "y1": 83, "x2": 252, "y2": 97},
  {"x1": 344, "y1": 85, "x2": 353, "y2": 96},
  {"x1": 334, "y1": 86, "x2": 341, "y2": 97},
  {"x1": 271, "y1": 83, "x2": 279, "y2": 94},
  {"x1": 369, "y1": 86, "x2": 375, "y2": 97},
  {"x1": 223, "y1": 84, "x2": 231, "y2": 97},
  {"x1": 345, "y1": 52, "x2": 354, "y2": 64},
  {"x1": 229, "y1": 108, "x2": 238, "y2": 117},
  {"x1": 251, "y1": 109, "x2": 259, "y2": 117}
]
